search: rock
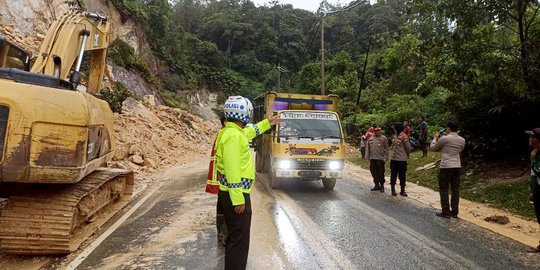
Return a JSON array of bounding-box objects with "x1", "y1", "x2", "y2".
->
[
  {"x1": 143, "y1": 158, "x2": 157, "y2": 168},
  {"x1": 109, "y1": 161, "x2": 128, "y2": 170},
  {"x1": 122, "y1": 97, "x2": 163, "y2": 124},
  {"x1": 130, "y1": 154, "x2": 144, "y2": 165},
  {"x1": 128, "y1": 144, "x2": 143, "y2": 156},
  {"x1": 35, "y1": 33, "x2": 45, "y2": 41},
  {"x1": 105, "y1": 64, "x2": 115, "y2": 82},
  {"x1": 113, "y1": 144, "x2": 130, "y2": 161},
  {"x1": 142, "y1": 95, "x2": 157, "y2": 108},
  {"x1": 470, "y1": 210, "x2": 483, "y2": 218}
]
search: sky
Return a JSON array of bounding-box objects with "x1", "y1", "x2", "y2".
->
[{"x1": 250, "y1": 0, "x2": 375, "y2": 12}]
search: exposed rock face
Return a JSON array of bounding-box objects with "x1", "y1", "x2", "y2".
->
[{"x1": 0, "y1": 0, "x2": 68, "y2": 54}]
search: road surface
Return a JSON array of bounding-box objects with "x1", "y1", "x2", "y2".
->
[{"x1": 49, "y1": 161, "x2": 538, "y2": 270}]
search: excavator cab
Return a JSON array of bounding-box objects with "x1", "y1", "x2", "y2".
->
[{"x1": 0, "y1": 35, "x2": 30, "y2": 71}]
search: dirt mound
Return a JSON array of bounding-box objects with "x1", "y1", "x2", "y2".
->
[
  {"x1": 484, "y1": 215, "x2": 511, "y2": 225},
  {"x1": 109, "y1": 96, "x2": 219, "y2": 193}
]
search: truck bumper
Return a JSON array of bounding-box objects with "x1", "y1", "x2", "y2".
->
[{"x1": 275, "y1": 169, "x2": 342, "y2": 179}]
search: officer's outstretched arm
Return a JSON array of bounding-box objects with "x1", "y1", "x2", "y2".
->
[{"x1": 243, "y1": 119, "x2": 271, "y2": 140}]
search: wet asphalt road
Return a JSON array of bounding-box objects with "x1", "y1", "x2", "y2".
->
[{"x1": 61, "y1": 162, "x2": 540, "y2": 270}]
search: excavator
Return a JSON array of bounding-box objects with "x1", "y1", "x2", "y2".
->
[{"x1": 0, "y1": 8, "x2": 134, "y2": 254}]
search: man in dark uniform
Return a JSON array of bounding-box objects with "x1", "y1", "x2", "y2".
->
[{"x1": 527, "y1": 128, "x2": 540, "y2": 253}]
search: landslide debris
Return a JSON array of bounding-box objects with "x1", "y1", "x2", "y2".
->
[{"x1": 110, "y1": 96, "x2": 219, "y2": 193}]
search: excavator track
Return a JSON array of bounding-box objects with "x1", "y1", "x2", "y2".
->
[{"x1": 0, "y1": 168, "x2": 134, "y2": 255}]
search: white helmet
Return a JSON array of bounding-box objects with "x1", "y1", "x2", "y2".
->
[{"x1": 224, "y1": 96, "x2": 253, "y2": 124}]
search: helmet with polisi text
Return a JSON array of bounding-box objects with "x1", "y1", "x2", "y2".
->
[{"x1": 223, "y1": 96, "x2": 253, "y2": 124}]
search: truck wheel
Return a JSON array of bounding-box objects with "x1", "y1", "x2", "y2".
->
[
  {"x1": 322, "y1": 178, "x2": 336, "y2": 190},
  {"x1": 266, "y1": 157, "x2": 280, "y2": 189},
  {"x1": 255, "y1": 151, "x2": 264, "y2": 173}
]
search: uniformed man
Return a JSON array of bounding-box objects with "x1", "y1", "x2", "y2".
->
[
  {"x1": 216, "y1": 96, "x2": 279, "y2": 269},
  {"x1": 430, "y1": 121, "x2": 466, "y2": 219},
  {"x1": 365, "y1": 126, "x2": 389, "y2": 192}
]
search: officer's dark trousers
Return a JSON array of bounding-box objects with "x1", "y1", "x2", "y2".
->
[
  {"x1": 390, "y1": 160, "x2": 407, "y2": 187},
  {"x1": 216, "y1": 199, "x2": 227, "y2": 238},
  {"x1": 370, "y1": 159, "x2": 385, "y2": 187},
  {"x1": 438, "y1": 168, "x2": 461, "y2": 215},
  {"x1": 218, "y1": 190, "x2": 251, "y2": 270}
]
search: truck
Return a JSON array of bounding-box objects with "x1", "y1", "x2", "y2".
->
[
  {"x1": 253, "y1": 92, "x2": 345, "y2": 190},
  {"x1": 0, "y1": 9, "x2": 133, "y2": 254}
]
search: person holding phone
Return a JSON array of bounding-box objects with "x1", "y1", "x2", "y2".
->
[{"x1": 430, "y1": 121, "x2": 465, "y2": 219}]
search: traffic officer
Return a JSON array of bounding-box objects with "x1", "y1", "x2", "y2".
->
[{"x1": 216, "y1": 96, "x2": 279, "y2": 269}]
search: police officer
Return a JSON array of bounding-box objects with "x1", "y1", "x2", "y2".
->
[{"x1": 216, "y1": 96, "x2": 279, "y2": 269}]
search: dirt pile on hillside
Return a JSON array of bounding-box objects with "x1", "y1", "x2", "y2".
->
[{"x1": 109, "y1": 96, "x2": 219, "y2": 189}]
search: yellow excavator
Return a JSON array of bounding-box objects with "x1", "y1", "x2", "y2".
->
[{"x1": 0, "y1": 9, "x2": 133, "y2": 254}]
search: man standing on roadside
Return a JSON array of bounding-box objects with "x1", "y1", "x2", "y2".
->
[
  {"x1": 403, "y1": 120, "x2": 411, "y2": 137},
  {"x1": 418, "y1": 116, "x2": 429, "y2": 158},
  {"x1": 216, "y1": 96, "x2": 279, "y2": 269},
  {"x1": 390, "y1": 123, "x2": 411, "y2": 197},
  {"x1": 430, "y1": 121, "x2": 465, "y2": 219},
  {"x1": 364, "y1": 125, "x2": 376, "y2": 143},
  {"x1": 526, "y1": 128, "x2": 540, "y2": 253},
  {"x1": 365, "y1": 126, "x2": 389, "y2": 192}
]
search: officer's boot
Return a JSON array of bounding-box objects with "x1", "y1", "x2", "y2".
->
[
  {"x1": 391, "y1": 185, "x2": 397, "y2": 196},
  {"x1": 400, "y1": 186, "x2": 408, "y2": 197}
]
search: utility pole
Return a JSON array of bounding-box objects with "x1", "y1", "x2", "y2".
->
[
  {"x1": 320, "y1": 10, "x2": 325, "y2": 95},
  {"x1": 277, "y1": 64, "x2": 281, "y2": 91},
  {"x1": 355, "y1": 36, "x2": 371, "y2": 113}
]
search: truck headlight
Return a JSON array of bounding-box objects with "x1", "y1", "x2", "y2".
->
[
  {"x1": 278, "y1": 160, "x2": 291, "y2": 169},
  {"x1": 329, "y1": 161, "x2": 341, "y2": 170}
]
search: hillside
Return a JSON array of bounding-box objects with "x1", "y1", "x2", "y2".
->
[{"x1": 0, "y1": 0, "x2": 221, "y2": 192}]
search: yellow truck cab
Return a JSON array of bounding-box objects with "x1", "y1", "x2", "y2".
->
[{"x1": 253, "y1": 92, "x2": 345, "y2": 190}]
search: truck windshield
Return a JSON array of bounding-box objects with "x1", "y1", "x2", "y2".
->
[{"x1": 278, "y1": 112, "x2": 341, "y2": 139}]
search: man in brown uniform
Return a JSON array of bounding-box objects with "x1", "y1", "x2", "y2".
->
[
  {"x1": 390, "y1": 123, "x2": 411, "y2": 196},
  {"x1": 430, "y1": 121, "x2": 466, "y2": 218},
  {"x1": 365, "y1": 126, "x2": 389, "y2": 192}
]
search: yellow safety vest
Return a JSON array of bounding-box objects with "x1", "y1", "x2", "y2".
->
[{"x1": 215, "y1": 119, "x2": 271, "y2": 205}]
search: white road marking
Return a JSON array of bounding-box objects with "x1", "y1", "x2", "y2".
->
[{"x1": 64, "y1": 186, "x2": 161, "y2": 270}]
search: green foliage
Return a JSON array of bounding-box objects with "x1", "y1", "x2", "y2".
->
[
  {"x1": 108, "y1": 0, "x2": 540, "y2": 158},
  {"x1": 159, "y1": 89, "x2": 191, "y2": 111},
  {"x1": 108, "y1": 39, "x2": 157, "y2": 85},
  {"x1": 109, "y1": 0, "x2": 148, "y2": 22},
  {"x1": 100, "y1": 82, "x2": 131, "y2": 113}
]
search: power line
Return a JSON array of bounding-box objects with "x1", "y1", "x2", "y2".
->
[
  {"x1": 325, "y1": 0, "x2": 368, "y2": 16},
  {"x1": 326, "y1": 11, "x2": 402, "y2": 53},
  {"x1": 300, "y1": 17, "x2": 322, "y2": 60}
]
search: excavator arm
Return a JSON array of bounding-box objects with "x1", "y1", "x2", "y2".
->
[{"x1": 30, "y1": 10, "x2": 110, "y2": 93}]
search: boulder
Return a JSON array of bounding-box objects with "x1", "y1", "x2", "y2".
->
[
  {"x1": 142, "y1": 95, "x2": 157, "y2": 108},
  {"x1": 113, "y1": 144, "x2": 130, "y2": 161},
  {"x1": 130, "y1": 154, "x2": 144, "y2": 165}
]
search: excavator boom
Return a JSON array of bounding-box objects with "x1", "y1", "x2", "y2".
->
[{"x1": 31, "y1": 10, "x2": 110, "y2": 93}]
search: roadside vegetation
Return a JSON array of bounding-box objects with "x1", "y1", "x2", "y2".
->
[{"x1": 103, "y1": 0, "x2": 539, "y2": 216}]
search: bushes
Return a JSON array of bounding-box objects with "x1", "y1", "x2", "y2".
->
[
  {"x1": 108, "y1": 39, "x2": 157, "y2": 85},
  {"x1": 101, "y1": 82, "x2": 131, "y2": 113}
]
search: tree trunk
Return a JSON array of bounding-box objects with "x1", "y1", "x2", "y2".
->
[{"x1": 517, "y1": 0, "x2": 530, "y2": 91}]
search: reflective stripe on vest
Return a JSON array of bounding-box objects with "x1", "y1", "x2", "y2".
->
[{"x1": 219, "y1": 174, "x2": 254, "y2": 189}]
